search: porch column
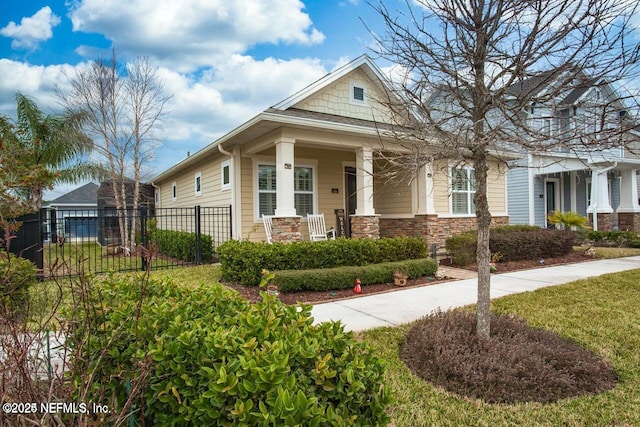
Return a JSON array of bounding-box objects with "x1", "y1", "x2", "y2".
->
[
  {"x1": 274, "y1": 137, "x2": 297, "y2": 217},
  {"x1": 617, "y1": 169, "x2": 640, "y2": 232},
  {"x1": 587, "y1": 169, "x2": 613, "y2": 231},
  {"x1": 355, "y1": 147, "x2": 375, "y2": 216},
  {"x1": 351, "y1": 147, "x2": 380, "y2": 239},
  {"x1": 416, "y1": 163, "x2": 436, "y2": 215}
]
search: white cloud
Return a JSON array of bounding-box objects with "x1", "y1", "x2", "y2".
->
[
  {"x1": 68, "y1": 0, "x2": 325, "y2": 72},
  {"x1": 0, "y1": 6, "x2": 61, "y2": 50},
  {"x1": 157, "y1": 55, "x2": 327, "y2": 144}
]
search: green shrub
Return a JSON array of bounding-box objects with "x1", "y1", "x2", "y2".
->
[
  {"x1": 490, "y1": 229, "x2": 575, "y2": 261},
  {"x1": 0, "y1": 252, "x2": 37, "y2": 316},
  {"x1": 583, "y1": 230, "x2": 639, "y2": 247},
  {"x1": 151, "y1": 229, "x2": 213, "y2": 262},
  {"x1": 629, "y1": 239, "x2": 640, "y2": 248},
  {"x1": 217, "y1": 237, "x2": 428, "y2": 286},
  {"x1": 445, "y1": 232, "x2": 477, "y2": 266},
  {"x1": 445, "y1": 227, "x2": 575, "y2": 266},
  {"x1": 67, "y1": 275, "x2": 391, "y2": 426},
  {"x1": 274, "y1": 258, "x2": 438, "y2": 293}
]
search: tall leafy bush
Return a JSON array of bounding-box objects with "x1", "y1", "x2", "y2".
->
[
  {"x1": 67, "y1": 275, "x2": 391, "y2": 426},
  {"x1": 151, "y1": 229, "x2": 213, "y2": 262}
]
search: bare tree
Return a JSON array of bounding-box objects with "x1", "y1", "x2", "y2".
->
[
  {"x1": 369, "y1": 0, "x2": 640, "y2": 338},
  {"x1": 59, "y1": 52, "x2": 170, "y2": 253}
]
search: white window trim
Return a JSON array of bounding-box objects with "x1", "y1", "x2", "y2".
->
[
  {"x1": 221, "y1": 160, "x2": 231, "y2": 191},
  {"x1": 449, "y1": 166, "x2": 476, "y2": 216},
  {"x1": 171, "y1": 181, "x2": 177, "y2": 201},
  {"x1": 349, "y1": 80, "x2": 367, "y2": 106},
  {"x1": 154, "y1": 189, "x2": 159, "y2": 205},
  {"x1": 194, "y1": 172, "x2": 202, "y2": 197},
  {"x1": 252, "y1": 156, "x2": 318, "y2": 221}
]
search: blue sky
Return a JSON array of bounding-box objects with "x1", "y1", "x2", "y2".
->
[{"x1": 0, "y1": 0, "x2": 389, "y2": 199}]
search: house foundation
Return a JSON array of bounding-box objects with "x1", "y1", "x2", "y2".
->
[
  {"x1": 380, "y1": 215, "x2": 509, "y2": 248},
  {"x1": 271, "y1": 216, "x2": 302, "y2": 243},
  {"x1": 350, "y1": 215, "x2": 380, "y2": 239},
  {"x1": 588, "y1": 213, "x2": 612, "y2": 232},
  {"x1": 617, "y1": 212, "x2": 640, "y2": 233}
]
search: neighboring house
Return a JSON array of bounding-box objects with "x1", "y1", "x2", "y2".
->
[
  {"x1": 96, "y1": 180, "x2": 155, "y2": 246},
  {"x1": 151, "y1": 55, "x2": 510, "y2": 247},
  {"x1": 46, "y1": 182, "x2": 99, "y2": 241},
  {"x1": 507, "y1": 73, "x2": 640, "y2": 231}
]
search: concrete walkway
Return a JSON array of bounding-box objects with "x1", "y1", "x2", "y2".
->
[{"x1": 310, "y1": 256, "x2": 640, "y2": 332}]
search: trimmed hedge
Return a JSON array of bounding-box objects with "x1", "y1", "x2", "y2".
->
[
  {"x1": 580, "y1": 230, "x2": 639, "y2": 247},
  {"x1": 151, "y1": 229, "x2": 213, "y2": 262},
  {"x1": 68, "y1": 275, "x2": 391, "y2": 426},
  {"x1": 446, "y1": 226, "x2": 576, "y2": 266},
  {"x1": 217, "y1": 237, "x2": 428, "y2": 286},
  {"x1": 274, "y1": 258, "x2": 438, "y2": 293},
  {"x1": 0, "y1": 252, "x2": 37, "y2": 316}
]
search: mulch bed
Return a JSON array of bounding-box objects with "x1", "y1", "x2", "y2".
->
[
  {"x1": 223, "y1": 275, "x2": 452, "y2": 305},
  {"x1": 439, "y1": 249, "x2": 594, "y2": 272},
  {"x1": 223, "y1": 249, "x2": 598, "y2": 306}
]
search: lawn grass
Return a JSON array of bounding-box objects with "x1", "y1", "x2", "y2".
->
[
  {"x1": 43, "y1": 241, "x2": 177, "y2": 277},
  {"x1": 361, "y1": 269, "x2": 640, "y2": 426},
  {"x1": 593, "y1": 246, "x2": 640, "y2": 259}
]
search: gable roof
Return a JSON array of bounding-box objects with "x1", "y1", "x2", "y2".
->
[
  {"x1": 48, "y1": 182, "x2": 98, "y2": 206},
  {"x1": 273, "y1": 54, "x2": 393, "y2": 111},
  {"x1": 152, "y1": 55, "x2": 401, "y2": 183}
]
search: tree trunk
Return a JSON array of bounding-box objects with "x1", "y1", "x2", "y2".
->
[{"x1": 474, "y1": 153, "x2": 492, "y2": 340}]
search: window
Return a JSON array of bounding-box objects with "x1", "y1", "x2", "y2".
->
[
  {"x1": 350, "y1": 81, "x2": 366, "y2": 104},
  {"x1": 172, "y1": 182, "x2": 177, "y2": 201},
  {"x1": 257, "y1": 163, "x2": 315, "y2": 217},
  {"x1": 194, "y1": 172, "x2": 202, "y2": 197},
  {"x1": 154, "y1": 189, "x2": 159, "y2": 204},
  {"x1": 221, "y1": 160, "x2": 231, "y2": 190},
  {"x1": 294, "y1": 166, "x2": 314, "y2": 217},
  {"x1": 544, "y1": 119, "x2": 552, "y2": 137},
  {"x1": 451, "y1": 168, "x2": 476, "y2": 215}
]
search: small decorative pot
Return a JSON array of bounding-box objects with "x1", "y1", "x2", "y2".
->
[
  {"x1": 393, "y1": 273, "x2": 408, "y2": 287},
  {"x1": 266, "y1": 284, "x2": 280, "y2": 297}
]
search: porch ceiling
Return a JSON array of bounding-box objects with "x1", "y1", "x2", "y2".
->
[{"x1": 532, "y1": 154, "x2": 640, "y2": 175}]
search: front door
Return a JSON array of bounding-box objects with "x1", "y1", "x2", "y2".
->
[
  {"x1": 545, "y1": 179, "x2": 559, "y2": 227},
  {"x1": 345, "y1": 166, "x2": 357, "y2": 237}
]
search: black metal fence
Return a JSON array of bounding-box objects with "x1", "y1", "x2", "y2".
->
[{"x1": 7, "y1": 205, "x2": 232, "y2": 278}]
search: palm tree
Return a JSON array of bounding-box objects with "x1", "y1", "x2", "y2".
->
[{"x1": 2, "y1": 92, "x2": 103, "y2": 211}]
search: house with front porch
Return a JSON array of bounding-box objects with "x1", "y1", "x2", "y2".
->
[
  {"x1": 507, "y1": 73, "x2": 640, "y2": 232},
  {"x1": 151, "y1": 55, "x2": 510, "y2": 247}
]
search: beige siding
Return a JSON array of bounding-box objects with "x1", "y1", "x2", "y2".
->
[
  {"x1": 373, "y1": 161, "x2": 413, "y2": 215},
  {"x1": 155, "y1": 155, "x2": 232, "y2": 245},
  {"x1": 293, "y1": 69, "x2": 395, "y2": 124},
  {"x1": 432, "y1": 160, "x2": 506, "y2": 216}
]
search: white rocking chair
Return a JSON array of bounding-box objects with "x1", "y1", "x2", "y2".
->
[
  {"x1": 307, "y1": 213, "x2": 336, "y2": 241},
  {"x1": 262, "y1": 214, "x2": 274, "y2": 244}
]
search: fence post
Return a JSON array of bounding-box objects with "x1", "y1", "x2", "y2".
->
[
  {"x1": 140, "y1": 206, "x2": 148, "y2": 271},
  {"x1": 229, "y1": 204, "x2": 233, "y2": 240},
  {"x1": 195, "y1": 205, "x2": 202, "y2": 265}
]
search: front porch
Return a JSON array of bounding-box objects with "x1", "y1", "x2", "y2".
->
[
  {"x1": 240, "y1": 135, "x2": 509, "y2": 246},
  {"x1": 529, "y1": 157, "x2": 640, "y2": 232}
]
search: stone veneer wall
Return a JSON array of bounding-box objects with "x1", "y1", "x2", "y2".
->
[
  {"x1": 380, "y1": 215, "x2": 509, "y2": 249},
  {"x1": 617, "y1": 212, "x2": 640, "y2": 232},
  {"x1": 271, "y1": 216, "x2": 302, "y2": 243},
  {"x1": 587, "y1": 213, "x2": 612, "y2": 232},
  {"x1": 350, "y1": 215, "x2": 380, "y2": 239}
]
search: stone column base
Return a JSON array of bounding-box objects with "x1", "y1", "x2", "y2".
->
[
  {"x1": 350, "y1": 215, "x2": 380, "y2": 239},
  {"x1": 271, "y1": 216, "x2": 302, "y2": 243},
  {"x1": 588, "y1": 213, "x2": 612, "y2": 231},
  {"x1": 617, "y1": 212, "x2": 640, "y2": 233}
]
